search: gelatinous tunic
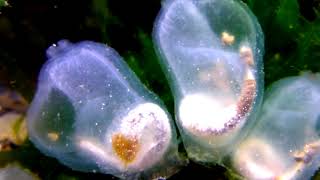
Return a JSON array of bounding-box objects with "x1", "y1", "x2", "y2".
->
[
  {"x1": 153, "y1": 0, "x2": 264, "y2": 163},
  {"x1": 27, "y1": 41, "x2": 184, "y2": 179},
  {"x1": 233, "y1": 73, "x2": 320, "y2": 180}
]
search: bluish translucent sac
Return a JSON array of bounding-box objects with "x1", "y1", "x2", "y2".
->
[
  {"x1": 153, "y1": 0, "x2": 264, "y2": 163},
  {"x1": 233, "y1": 72, "x2": 320, "y2": 179},
  {"x1": 27, "y1": 40, "x2": 185, "y2": 179},
  {"x1": 0, "y1": 164, "x2": 38, "y2": 180}
]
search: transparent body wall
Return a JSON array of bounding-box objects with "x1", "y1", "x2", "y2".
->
[
  {"x1": 153, "y1": 0, "x2": 264, "y2": 164},
  {"x1": 233, "y1": 73, "x2": 320, "y2": 180},
  {"x1": 27, "y1": 41, "x2": 185, "y2": 179}
]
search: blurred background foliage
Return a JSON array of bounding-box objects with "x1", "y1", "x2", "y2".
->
[{"x1": 0, "y1": 0, "x2": 319, "y2": 179}]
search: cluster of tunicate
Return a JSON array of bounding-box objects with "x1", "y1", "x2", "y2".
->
[{"x1": 26, "y1": 0, "x2": 320, "y2": 179}]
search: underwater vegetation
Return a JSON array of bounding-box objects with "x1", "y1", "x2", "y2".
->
[{"x1": 0, "y1": 0, "x2": 320, "y2": 179}]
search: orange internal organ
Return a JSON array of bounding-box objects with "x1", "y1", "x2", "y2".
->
[{"x1": 112, "y1": 133, "x2": 140, "y2": 165}]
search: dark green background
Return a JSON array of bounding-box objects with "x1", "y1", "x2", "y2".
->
[{"x1": 0, "y1": 0, "x2": 319, "y2": 179}]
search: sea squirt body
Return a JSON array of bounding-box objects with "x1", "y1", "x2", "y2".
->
[
  {"x1": 233, "y1": 72, "x2": 320, "y2": 179},
  {"x1": 153, "y1": 0, "x2": 264, "y2": 163},
  {"x1": 27, "y1": 40, "x2": 184, "y2": 179}
]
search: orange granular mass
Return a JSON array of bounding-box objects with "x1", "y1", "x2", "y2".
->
[{"x1": 112, "y1": 133, "x2": 140, "y2": 165}]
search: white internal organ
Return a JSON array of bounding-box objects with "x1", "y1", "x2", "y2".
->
[
  {"x1": 233, "y1": 138, "x2": 285, "y2": 179},
  {"x1": 179, "y1": 94, "x2": 237, "y2": 132},
  {"x1": 79, "y1": 103, "x2": 172, "y2": 171}
]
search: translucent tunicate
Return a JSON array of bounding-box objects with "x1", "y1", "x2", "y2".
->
[
  {"x1": 27, "y1": 40, "x2": 185, "y2": 179},
  {"x1": 0, "y1": 164, "x2": 38, "y2": 180},
  {"x1": 153, "y1": 0, "x2": 264, "y2": 163},
  {"x1": 233, "y1": 72, "x2": 320, "y2": 179}
]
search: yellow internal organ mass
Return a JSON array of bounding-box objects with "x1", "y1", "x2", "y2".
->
[{"x1": 112, "y1": 133, "x2": 140, "y2": 165}]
